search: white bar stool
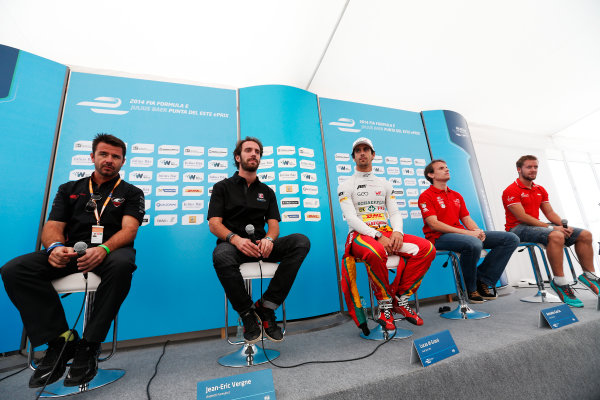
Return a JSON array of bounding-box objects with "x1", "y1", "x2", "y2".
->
[
  {"x1": 28, "y1": 272, "x2": 124, "y2": 398},
  {"x1": 218, "y1": 262, "x2": 286, "y2": 367}
]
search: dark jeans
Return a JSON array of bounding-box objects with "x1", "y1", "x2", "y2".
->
[
  {"x1": 435, "y1": 231, "x2": 519, "y2": 292},
  {"x1": 212, "y1": 233, "x2": 310, "y2": 313},
  {"x1": 1, "y1": 248, "x2": 136, "y2": 347}
]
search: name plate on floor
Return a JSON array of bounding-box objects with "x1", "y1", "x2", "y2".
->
[
  {"x1": 410, "y1": 329, "x2": 459, "y2": 367},
  {"x1": 539, "y1": 303, "x2": 578, "y2": 329},
  {"x1": 198, "y1": 369, "x2": 276, "y2": 400}
]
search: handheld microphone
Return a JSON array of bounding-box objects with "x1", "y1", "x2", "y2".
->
[
  {"x1": 73, "y1": 241, "x2": 88, "y2": 279},
  {"x1": 245, "y1": 224, "x2": 261, "y2": 260},
  {"x1": 561, "y1": 219, "x2": 568, "y2": 229}
]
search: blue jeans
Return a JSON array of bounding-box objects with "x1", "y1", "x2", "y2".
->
[
  {"x1": 434, "y1": 231, "x2": 520, "y2": 292},
  {"x1": 509, "y1": 224, "x2": 582, "y2": 247}
]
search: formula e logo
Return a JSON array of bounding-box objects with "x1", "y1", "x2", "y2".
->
[
  {"x1": 69, "y1": 169, "x2": 93, "y2": 180},
  {"x1": 154, "y1": 214, "x2": 177, "y2": 226},
  {"x1": 158, "y1": 158, "x2": 180, "y2": 168},
  {"x1": 132, "y1": 143, "x2": 154, "y2": 154},
  {"x1": 328, "y1": 118, "x2": 360, "y2": 133},
  {"x1": 76, "y1": 97, "x2": 129, "y2": 115},
  {"x1": 156, "y1": 186, "x2": 178, "y2": 196},
  {"x1": 208, "y1": 160, "x2": 228, "y2": 170},
  {"x1": 129, "y1": 171, "x2": 153, "y2": 181},
  {"x1": 278, "y1": 158, "x2": 297, "y2": 168}
]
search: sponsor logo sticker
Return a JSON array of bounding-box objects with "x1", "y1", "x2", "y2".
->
[
  {"x1": 158, "y1": 145, "x2": 180, "y2": 155},
  {"x1": 400, "y1": 158, "x2": 413, "y2": 165},
  {"x1": 301, "y1": 172, "x2": 317, "y2": 182},
  {"x1": 279, "y1": 171, "x2": 298, "y2": 181},
  {"x1": 419, "y1": 179, "x2": 430, "y2": 186},
  {"x1": 183, "y1": 172, "x2": 204, "y2": 182},
  {"x1": 404, "y1": 178, "x2": 417, "y2": 186},
  {"x1": 410, "y1": 210, "x2": 422, "y2": 219},
  {"x1": 132, "y1": 143, "x2": 154, "y2": 154},
  {"x1": 387, "y1": 167, "x2": 400, "y2": 175},
  {"x1": 299, "y1": 147, "x2": 314, "y2": 157},
  {"x1": 302, "y1": 185, "x2": 318, "y2": 195},
  {"x1": 154, "y1": 214, "x2": 177, "y2": 226},
  {"x1": 281, "y1": 211, "x2": 301, "y2": 222},
  {"x1": 280, "y1": 184, "x2": 299, "y2": 194},
  {"x1": 130, "y1": 157, "x2": 154, "y2": 167},
  {"x1": 389, "y1": 177, "x2": 402, "y2": 185},
  {"x1": 277, "y1": 146, "x2": 295, "y2": 155},
  {"x1": 184, "y1": 159, "x2": 204, "y2": 169},
  {"x1": 156, "y1": 186, "x2": 178, "y2": 196},
  {"x1": 129, "y1": 171, "x2": 153, "y2": 181},
  {"x1": 258, "y1": 171, "x2": 275, "y2": 182},
  {"x1": 208, "y1": 173, "x2": 227, "y2": 183},
  {"x1": 182, "y1": 186, "x2": 204, "y2": 196},
  {"x1": 400, "y1": 210, "x2": 409, "y2": 219},
  {"x1": 396, "y1": 199, "x2": 407, "y2": 207},
  {"x1": 182, "y1": 200, "x2": 204, "y2": 210},
  {"x1": 278, "y1": 158, "x2": 297, "y2": 168},
  {"x1": 300, "y1": 159, "x2": 316, "y2": 170},
  {"x1": 414, "y1": 159, "x2": 426, "y2": 166},
  {"x1": 158, "y1": 158, "x2": 180, "y2": 168},
  {"x1": 69, "y1": 169, "x2": 93, "y2": 180},
  {"x1": 304, "y1": 211, "x2": 321, "y2": 221},
  {"x1": 182, "y1": 214, "x2": 204, "y2": 225},
  {"x1": 409, "y1": 199, "x2": 419, "y2": 208},
  {"x1": 336, "y1": 164, "x2": 352, "y2": 173},
  {"x1": 208, "y1": 147, "x2": 227, "y2": 157},
  {"x1": 71, "y1": 154, "x2": 93, "y2": 166},
  {"x1": 73, "y1": 140, "x2": 92, "y2": 152},
  {"x1": 373, "y1": 166, "x2": 385, "y2": 174},
  {"x1": 373, "y1": 155, "x2": 383, "y2": 164},
  {"x1": 416, "y1": 169, "x2": 425, "y2": 176},
  {"x1": 280, "y1": 197, "x2": 300, "y2": 208},
  {"x1": 402, "y1": 168, "x2": 415, "y2": 175},
  {"x1": 184, "y1": 146, "x2": 204, "y2": 156},
  {"x1": 263, "y1": 146, "x2": 273, "y2": 156},
  {"x1": 258, "y1": 159, "x2": 274, "y2": 169},
  {"x1": 406, "y1": 188, "x2": 419, "y2": 197},
  {"x1": 208, "y1": 160, "x2": 228, "y2": 170},
  {"x1": 334, "y1": 153, "x2": 351, "y2": 162},
  {"x1": 156, "y1": 171, "x2": 179, "y2": 182},
  {"x1": 155, "y1": 199, "x2": 178, "y2": 211},
  {"x1": 303, "y1": 198, "x2": 320, "y2": 208},
  {"x1": 385, "y1": 156, "x2": 398, "y2": 164},
  {"x1": 135, "y1": 185, "x2": 152, "y2": 196}
]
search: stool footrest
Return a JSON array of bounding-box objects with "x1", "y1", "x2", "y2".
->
[
  {"x1": 218, "y1": 343, "x2": 280, "y2": 367},
  {"x1": 37, "y1": 369, "x2": 125, "y2": 398}
]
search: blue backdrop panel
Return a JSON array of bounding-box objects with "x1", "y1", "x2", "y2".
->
[
  {"x1": 52, "y1": 72, "x2": 237, "y2": 340},
  {"x1": 238, "y1": 85, "x2": 340, "y2": 321},
  {"x1": 0, "y1": 45, "x2": 67, "y2": 352},
  {"x1": 319, "y1": 98, "x2": 455, "y2": 301}
]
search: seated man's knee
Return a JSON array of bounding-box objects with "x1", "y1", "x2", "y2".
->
[
  {"x1": 506, "y1": 232, "x2": 520, "y2": 247},
  {"x1": 578, "y1": 229, "x2": 593, "y2": 243},
  {"x1": 548, "y1": 231, "x2": 565, "y2": 245},
  {"x1": 292, "y1": 233, "x2": 311, "y2": 252},
  {"x1": 212, "y1": 244, "x2": 237, "y2": 268}
]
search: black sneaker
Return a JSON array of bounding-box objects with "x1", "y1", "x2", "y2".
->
[
  {"x1": 476, "y1": 280, "x2": 497, "y2": 300},
  {"x1": 240, "y1": 309, "x2": 261, "y2": 344},
  {"x1": 468, "y1": 291, "x2": 485, "y2": 303},
  {"x1": 29, "y1": 330, "x2": 80, "y2": 388},
  {"x1": 64, "y1": 339, "x2": 100, "y2": 387},
  {"x1": 254, "y1": 301, "x2": 284, "y2": 342}
]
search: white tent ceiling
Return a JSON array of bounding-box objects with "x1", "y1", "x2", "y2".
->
[{"x1": 1, "y1": 0, "x2": 599, "y2": 136}]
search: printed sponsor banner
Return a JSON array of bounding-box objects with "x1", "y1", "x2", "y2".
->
[
  {"x1": 154, "y1": 214, "x2": 178, "y2": 226},
  {"x1": 334, "y1": 153, "x2": 350, "y2": 162},
  {"x1": 182, "y1": 214, "x2": 204, "y2": 225},
  {"x1": 279, "y1": 184, "x2": 299, "y2": 194},
  {"x1": 129, "y1": 171, "x2": 153, "y2": 181},
  {"x1": 262, "y1": 146, "x2": 273, "y2": 156},
  {"x1": 73, "y1": 140, "x2": 92, "y2": 152},
  {"x1": 208, "y1": 160, "x2": 228, "y2": 170},
  {"x1": 71, "y1": 154, "x2": 92, "y2": 165},
  {"x1": 280, "y1": 197, "x2": 300, "y2": 208},
  {"x1": 132, "y1": 143, "x2": 155, "y2": 153},
  {"x1": 281, "y1": 211, "x2": 301, "y2": 222},
  {"x1": 278, "y1": 171, "x2": 298, "y2": 181},
  {"x1": 387, "y1": 167, "x2": 400, "y2": 175},
  {"x1": 182, "y1": 199, "x2": 204, "y2": 210},
  {"x1": 385, "y1": 156, "x2": 398, "y2": 164},
  {"x1": 299, "y1": 147, "x2": 314, "y2": 157},
  {"x1": 184, "y1": 159, "x2": 204, "y2": 169},
  {"x1": 156, "y1": 185, "x2": 178, "y2": 196},
  {"x1": 336, "y1": 164, "x2": 352, "y2": 173},
  {"x1": 183, "y1": 172, "x2": 204, "y2": 182},
  {"x1": 258, "y1": 171, "x2": 275, "y2": 182},
  {"x1": 70, "y1": 169, "x2": 94, "y2": 180},
  {"x1": 184, "y1": 146, "x2": 204, "y2": 156},
  {"x1": 183, "y1": 186, "x2": 204, "y2": 196},
  {"x1": 302, "y1": 185, "x2": 318, "y2": 195},
  {"x1": 157, "y1": 158, "x2": 180, "y2": 168},
  {"x1": 158, "y1": 144, "x2": 180, "y2": 155},
  {"x1": 258, "y1": 159, "x2": 274, "y2": 169},
  {"x1": 277, "y1": 145, "x2": 295, "y2": 155},
  {"x1": 278, "y1": 158, "x2": 297, "y2": 168},
  {"x1": 301, "y1": 172, "x2": 317, "y2": 182},
  {"x1": 299, "y1": 159, "x2": 316, "y2": 170},
  {"x1": 155, "y1": 199, "x2": 178, "y2": 211},
  {"x1": 304, "y1": 211, "x2": 321, "y2": 221},
  {"x1": 208, "y1": 173, "x2": 227, "y2": 183},
  {"x1": 130, "y1": 157, "x2": 154, "y2": 168},
  {"x1": 208, "y1": 147, "x2": 228, "y2": 157},
  {"x1": 156, "y1": 171, "x2": 179, "y2": 182},
  {"x1": 406, "y1": 188, "x2": 419, "y2": 197}
]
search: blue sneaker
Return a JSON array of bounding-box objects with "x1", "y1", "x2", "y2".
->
[
  {"x1": 578, "y1": 274, "x2": 600, "y2": 296},
  {"x1": 550, "y1": 280, "x2": 583, "y2": 308}
]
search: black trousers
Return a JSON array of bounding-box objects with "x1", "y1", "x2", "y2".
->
[
  {"x1": 212, "y1": 233, "x2": 310, "y2": 313},
  {"x1": 1, "y1": 248, "x2": 136, "y2": 347}
]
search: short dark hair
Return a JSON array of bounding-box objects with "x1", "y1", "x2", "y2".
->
[
  {"x1": 92, "y1": 133, "x2": 126, "y2": 157},
  {"x1": 351, "y1": 145, "x2": 374, "y2": 158},
  {"x1": 424, "y1": 159, "x2": 446, "y2": 184},
  {"x1": 233, "y1": 137, "x2": 263, "y2": 169},
  {"x1": 516, "y1": 155, "x2": 537, "y2": 169}
]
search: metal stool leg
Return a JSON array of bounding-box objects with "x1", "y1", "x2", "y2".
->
[
  {"x1": 440, "y1": 252, "x2": 490, "y2": 320},
  {"x1": 520, "y1": 244, "x2": 561, "y2": 303}
]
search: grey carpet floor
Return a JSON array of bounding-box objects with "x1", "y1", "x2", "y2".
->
[{"x1": 1, "y1": 286, "x2": 599, "y2": 400}]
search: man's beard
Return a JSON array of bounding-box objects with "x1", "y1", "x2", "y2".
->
[{"x1": 241, "y1": 158, "x2": 259, "y2": 172}]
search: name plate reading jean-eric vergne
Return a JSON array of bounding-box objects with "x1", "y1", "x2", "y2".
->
[
  {"x1": 198, "y1": 369, "x2": 276, "y2": 400},
  {"x1": 410, "y1": 329, "x2": 459, "y2": 367}
]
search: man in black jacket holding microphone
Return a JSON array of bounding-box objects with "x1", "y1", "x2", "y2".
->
[
  {"x1": 208, "y1": 137, "x2": 310, "y2": 344},
  {"x1": 1, "y1": 134, "x2": 145, "y2": 388}
]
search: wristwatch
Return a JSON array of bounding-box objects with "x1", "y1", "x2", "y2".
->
[
  {"x1": 264, "y1": 236, "x2": 274, "y2": 243},
  {"x1": 374, "y1": 231, "x2": 382, "y2": 239},
  {"x1": 226, "y1": 232, "x2": 237, "y2": 243}
]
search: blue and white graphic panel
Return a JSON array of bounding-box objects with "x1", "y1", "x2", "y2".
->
[{"x1": 53, "y1": 72, "x2": 237, "y2": 339}]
